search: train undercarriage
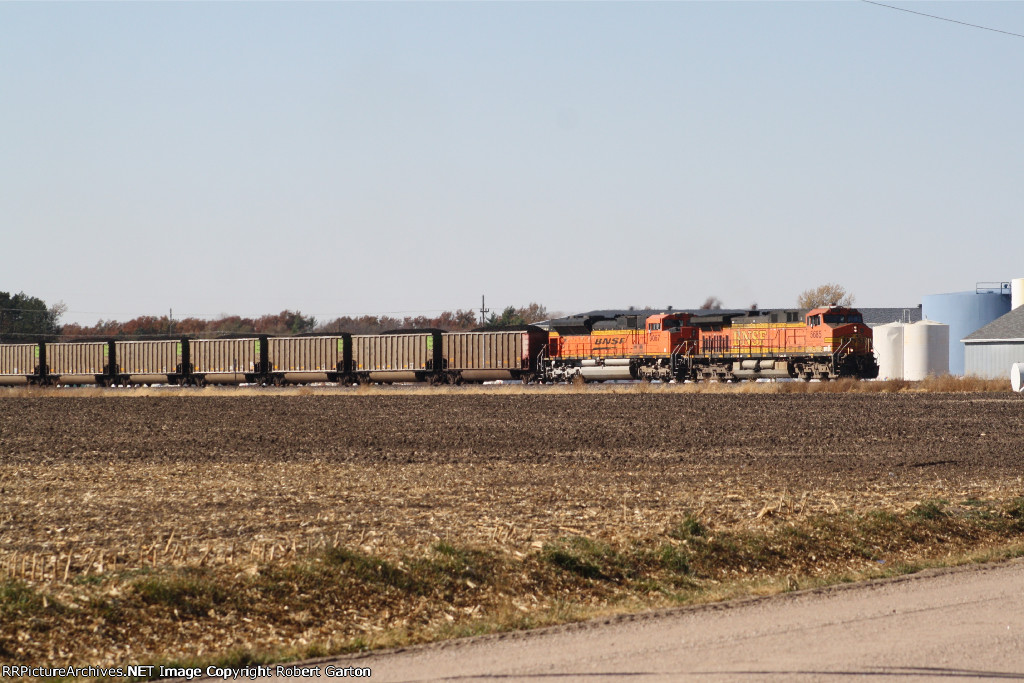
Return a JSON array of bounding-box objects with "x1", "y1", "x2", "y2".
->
[
  {"x1": 542, "y1": 352, "x2": 879, "y2": 383},
  {"x1": 543, "y1": 356, "x2": 680, "y2": 383}
]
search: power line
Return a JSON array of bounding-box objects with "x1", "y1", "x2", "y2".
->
[{"x1": 862, "y1": 0, "x2": 1024, "y2": 40}]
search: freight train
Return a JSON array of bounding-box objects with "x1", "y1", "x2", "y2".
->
[{"x1": 0, "y1": 306, "x2": 878, "y2": 386}]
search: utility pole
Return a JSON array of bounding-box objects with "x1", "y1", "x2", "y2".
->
[
  {"x1": 479, "y1": 296, "x2": 489, "y2": 326},
  {"x1": 169, "y1": 309, "x2": 173, "y2": 337}
]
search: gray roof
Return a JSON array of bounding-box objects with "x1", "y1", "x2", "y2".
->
[
  {"x1": 859, "y1": 307, "x2": 923, "y2": 326},
  {"x1": 963, "y1": 306, "x2": 1024, "y2": 342},
  {"x1": 579, "y1": 308, "x2": 749, "y2": 318}
]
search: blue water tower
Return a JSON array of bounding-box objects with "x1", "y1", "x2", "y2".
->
[{"x1": 922, "y1": 283, "x2": 1011, "y2": 375}]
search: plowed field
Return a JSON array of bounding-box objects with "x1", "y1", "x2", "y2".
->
[
  {"x1": 3, "y1": 392, "x2": 1024, "y2": 561},
  {"x1": 1, "y1": 390, "x2": 1023, "y2": 667}
]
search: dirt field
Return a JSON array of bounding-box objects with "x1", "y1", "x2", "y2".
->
[{"x1": 2, "y1": 388, "x2": 1024, "y2": 668}]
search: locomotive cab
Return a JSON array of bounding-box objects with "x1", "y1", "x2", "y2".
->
[
  {"x1": 804, "y1": 306, "x2": 877, "y2": 378},
  {"x1": 806, "y1": 307, "x2": 863, "y2": 328},
  {"x1": 805, "y1": 307, "x2": 871, "y2": 352},
  {"x1": 643, "y1": 313, "x2": 698, "y2": 355}
]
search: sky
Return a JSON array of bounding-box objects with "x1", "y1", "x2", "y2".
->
[{"x1": 2, "y1": 1, "x2": 1022, "y2": 326}]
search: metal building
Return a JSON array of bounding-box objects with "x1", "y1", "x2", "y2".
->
[
  {"x1": 921, "y1": 283, "x2": 1011, "y2": 375},
  {"x1": 963, "y1": 306, "x2": 1024, "y2": 379}
]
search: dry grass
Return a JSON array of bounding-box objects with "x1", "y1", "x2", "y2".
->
[
  {"x1": 2, "y1": 455, "x2": 1023, "y2": 669},
  {"x1": 2, "y1": 492, "x2": 1023, "y2": 671}
]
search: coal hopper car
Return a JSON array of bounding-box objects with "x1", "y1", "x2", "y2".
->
[
  {"x1": 441, "y1": 328, "x2": 548, "y2": 384},
  {"x1": 115, "y1": 340, "x2": 189, "y2": 386},
  {"x1": 351, "y1": 331, "x2": 442, "y2": 384},
  {"x1": 0, "y1": 343, "x2": 44, "y2": 385},
  {"x1": 266, "y1": 335, "x2": 351, "y2": 385},
  {"x1": 189, "y1": 337, "x2": 268, "y2": 385},
  {"x1": 45, "y1": 341, "x2": 114, "y2": 386}
]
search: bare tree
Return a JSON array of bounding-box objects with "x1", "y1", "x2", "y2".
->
[
  {"x1": 797, "y1": 283, "x2": 855, "y2": 309},
  {"x1": 699, "y1": 296, "x2": 723, "y2": 310}
]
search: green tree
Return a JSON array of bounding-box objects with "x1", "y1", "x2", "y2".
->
[
  {"x1": 253, "y1": 310, "x2": 317, "y2": 335},
  {"x1": 0, "y1": 292, "x2": 64, "y2": 342},
  {"x1": 484, "y1": 303, "x2": 549, "y2": 328}
]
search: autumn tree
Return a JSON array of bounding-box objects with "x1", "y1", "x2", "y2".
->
[
  {"x1": 316, "y1": 309, "x2": 479, "y2": 334},
  {"x1": 433, "y1": 309, "x2": 479, "y2": 330},
  {"x1": 797, "y1": 283, "x2": 855, "y2": 309},
  {"x1": 59, "y1": 307, "x2": 487, "y2": 339}
]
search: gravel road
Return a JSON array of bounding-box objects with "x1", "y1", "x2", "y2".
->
[{"x1": 285, "y1": 559, "x2": 1024, "y2": 682}]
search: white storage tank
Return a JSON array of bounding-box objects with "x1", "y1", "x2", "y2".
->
[
  {"x1": 1012, "y1": 363, "x2": 1024, "y2": 393},
  {"x1": 903, "y1": 320, "x2": 949, "y2": 380},
  {"x1": 1012, "y1": 279, "x2": 1024, "y2": 311},
  {"x1": 873, "y1": 322, "x2": 905, "y2": 380}
]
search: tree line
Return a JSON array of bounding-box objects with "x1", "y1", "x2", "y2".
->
[
  {"x1": 1, "y1": 283, "x2": 856, "y2": 342},
  {"x1": 1, "y1": 292, "x2": 552, "y2": 341}
]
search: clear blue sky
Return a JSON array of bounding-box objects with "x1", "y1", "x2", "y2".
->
[{"x1": 2, "y1": 1, "x2": 1021, "y2": 325}]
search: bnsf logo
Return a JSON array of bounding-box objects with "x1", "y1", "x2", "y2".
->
[{"x1": 593, "y1": 337, "x2": 628, "y2": 348}]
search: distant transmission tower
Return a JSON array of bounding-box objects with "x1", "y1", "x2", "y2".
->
[{"x1": 479, "y1": 295, "x2": 489, "y2": 325}]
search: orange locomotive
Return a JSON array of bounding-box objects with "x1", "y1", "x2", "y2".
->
[
  {"x1": 545, "y1": 313, "x2": 698, "y2": 382},
  {"x1": 690, "y1": 306, "x2": 877, "y2": 381},
  {"x1": 543, "y1": 307, "x2": 878, "y2": 382}
]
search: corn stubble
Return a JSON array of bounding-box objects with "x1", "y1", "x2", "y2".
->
[{"x1": 0, "y1": 389, "x2": 1022, "y2": 670}]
